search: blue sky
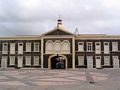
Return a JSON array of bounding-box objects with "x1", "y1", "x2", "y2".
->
[{"x1": 0, "y1": 0, "x2": 120, "y2": 36}]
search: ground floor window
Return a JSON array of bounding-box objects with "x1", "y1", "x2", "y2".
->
[
  {"x1": 104, "y1": 56, "x2": 110, "y2": 65},
  {"x1": 33, "y1": 56, "x2": 39, "y2": 66},
  {"x1": 25, "y1": 56, "x2": 31, "y2": 66},
  {"x1": 9, "y1": 56, "x2": 15, "y2": 65},
  {"x1": 78, "y1": 56, "x2": 84, "y2": 66}
]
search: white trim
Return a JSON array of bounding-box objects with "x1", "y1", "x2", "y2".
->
[
  {"x1": 95, "y1": 42, "x2": 101, "y2": 54},
  {"x1": 2, "y1": 43, "x2": 8, "y2": 54},
  {"x1": 33, "y1": 56, "x2": 40, "y2": 66},
  {"x1": 9, "y1": 56, "x2": 15, "y2": 65},
  {"x1": 104, "y1": 42, "x2": 109, "y2": 54},
  {"x1": 86, "y1": 42, "x2": 93, "y2": 52},
  {"x1": 78, "y1": 42, "x2": 84, "y2": 52},
  {"x1": 61, "y1": 40, "x2": 70, "y2": 54},
  {"x1": 18, "y1": 43, "x2": 23, "y2": 54},
  {"x1": 10, "y1": 43, "x2": 15, "y2": 54},
  {"x1": 112, "y1": 42, "x2": 118, "y2": 51},
  {"x1": 25, "y1": 56, "x2": 31, "y2": 66},
  {"x1": 26, "y1": 42, "x2": 31, "y2": 52},
  {"x1": 78, "y1": 56, "x2": 84, "y2": 66},
  {"x1": 95, "y1": 56, "x2": 101, "y2": 68},
  {"x1": 34, "y1": 42, "x2": 39, "y2": 52},
  {"x1": 45, "y1": 40, "x2": 53, "y2": 54},
  {"x1": 104, "y1": 56, "x2": 110, "y2": 66}
]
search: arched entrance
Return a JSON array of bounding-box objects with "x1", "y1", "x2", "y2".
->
[{"x1": 48, "y1": 55, "x2": 67, "y2": 69}]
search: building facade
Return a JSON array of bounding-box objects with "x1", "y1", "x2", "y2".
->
[{"x1": 0, "y1": 19, "x2": 120, "y2": 69}]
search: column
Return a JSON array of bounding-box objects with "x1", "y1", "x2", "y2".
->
[
  {"x1": 72, "y1": 37, "x2": 75, "y2": 69},
  {"x1": 41, "y1": 37, "x2": 44, "y2": 69}
]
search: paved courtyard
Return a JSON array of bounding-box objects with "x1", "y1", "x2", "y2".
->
[{"x1": 0, "y1": 69, "x2": 120, "y2": 90}]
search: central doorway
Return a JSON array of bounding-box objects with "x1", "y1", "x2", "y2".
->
[{"x1": 48, "y1": 55, "x2": 67, "y2": 69}]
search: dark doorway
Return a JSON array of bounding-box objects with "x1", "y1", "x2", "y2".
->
[{"x1": 51, "y1": 56, "x2": 66, "y2": 69}]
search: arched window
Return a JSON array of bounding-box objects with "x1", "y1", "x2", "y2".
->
[
  {"x1": 62, "y1": 40, "x2": 70, "y2": 54},
  {"x1": 54, "y1": 40, "x2": 61, "y2": 53},
  {"x1": 45, "y1": 40, "x2": 53, "y2": 54}
]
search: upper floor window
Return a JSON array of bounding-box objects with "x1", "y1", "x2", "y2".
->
[
  {"x1": 10, "y1": 43, "x2": 15, "y2": 54},
  {"x1": 45, "y1": 40, "x2": 53, "y2": 54},
  {"x1": 2, "y1": 43, "x2": 8, "y2": 54},
  {"x1": 34, "y1": 42, "x2": 39, "y2": 52},
  {"x1": 18, "y1": 43, "x2": 23, "y2": 54},
  {"x1": 61, "y1": 40, "x2": 70, "y2": 54},
  {"x1": 26, "y1": 42, "x2": 31, "y2": 52},
  {"x1": 95, "y1": 42, "x2": 101, "y2": 54},
  {"x1": 54, "y1": 40, "x2": 61, "y2": 53},
  {"x1": 87, "y1": 42, "x2": 92, "y2": 52},
  {"x1": 112, "y1": 42, "x2": 118, "y2": 51},
  {"x1": 104, "y1": 42, "x2": 109, "y2": 54},
  {"x1": 78, "y1": 42, "x2": 84, "y2": 51}
]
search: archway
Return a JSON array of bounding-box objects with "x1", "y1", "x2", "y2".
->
[{"x1": 48, "y1": 55, "x2": 67, "y2": 69}]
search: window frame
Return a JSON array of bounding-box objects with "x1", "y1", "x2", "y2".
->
[{"x1": 78, "y1": 42, "x2": 84, "y2": 52}]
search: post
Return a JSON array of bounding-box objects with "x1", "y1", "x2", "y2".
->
[
  {"x1": 72, "y1": 37, "x2": 75, "y2": 69},
  {"x1": 41, "y1": 37, "x2": 44, "y2": 69}
]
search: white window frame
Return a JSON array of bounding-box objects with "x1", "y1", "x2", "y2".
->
[
  {"x1": 62, "y1": 40, "x2": 70, "y2": 54},
  {"x1": 2, "y1": 43, "x2": 8, "y2": 54},
  {"x1": 54, "y1": 40, "x2": 61, "y2": 53},
  {"x1": 78, "y1": 42, "x2": 84, "y2": 52},
  {"x1": 34, "y1": 42, "x2": 39, "y2": 52},
  {"x1": 9, "y1": 56, "x2": 15, "y2": 65},
  {"x1": 45, "y1": 40, "x2": 53, "y2": 54},
  {"x1": 25, "y1": 56, "x2": 31, "y2": 66},
  {"x1": 104, "y1": 56, "x2": 110, "y2": 66},
  {"x1": 87, "y1": 42, "x2": 93, "y2": 52},
  {"x1": 33, "y1": 56, "x2": 39, "y2": 66},
  {"x1": 95, "y1": 42, "x2": 101, "y2": 54},
  {"x1": 112, "y1": 42, "x2": 118, "y2": 51},
  {"x1": 26, "y1": 42, "x2": 31, "y2": 52},
  {"x1": 18, "y1": 43, "x2": 23, "y2": 54},
  {"x1": 10, "y1": 43, "x2": 15, "y2": 54},
  {"x1": 104, "y1": 42, "x2": 109, "y2": 54},
  {"x1": 78, "y1": 56, "x2": 84, "y2": 66}
]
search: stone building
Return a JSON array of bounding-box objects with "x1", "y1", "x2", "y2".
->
[{"x1": 0, "y1": 19, "x2": 120, "y2": 69}]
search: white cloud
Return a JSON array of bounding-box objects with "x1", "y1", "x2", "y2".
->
[{"x1": 0, "y1": 0, "x2": 120, "y2": 36}]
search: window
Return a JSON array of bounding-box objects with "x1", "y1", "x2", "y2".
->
[
  {"x1": 104, "y1": 56, "x2": 110, "y2": 65},
  {"x1": 112, "y1": 42, "x2": 118, "y2": 51},
  {"x1": 78, "y1": 56, "x2": 84, "y2": 66},
  {"x1": 10, "y1": 43, "x2": 15, "y2": 54},
  {"x1": 104, "y1": 42, "x2": 109, "y2": 54},
  {"x1": 2, "y1": 43, "x2": 8, "y2": 54},
  {"x1": 26, "y1": 42, "x2": 31, "y2": 52},
  {"x1": 54, "y1": 40, "x2": 61, "y2": 53},
  {"x1": 87, "y1": 42, "x2": 92, "y2": 52},
  {"x1": 25, "y1": 56, "x2": 31, "y2": 66},
  {"x1": 34, "y1": 43, "x2": 39, "y2": 52},
  {"x1": 45, "y1": 40, "x2": 53, "y2": 54},
  {"x1": 95, "y1": 42, "x2": 101, "y2": 54},
  {"x1": 96, "y1": 56, "x2": 101, "y2": 59},
  {"x1": 33, "y1": 56, "x2": 39, "y2": 66},
  {"x1": 62, "y1": 40, "x2": 70, "y2": 54},
  {"x1": 18, "y1": 43, "x2": 23, "y2": 54},
  {"x1": 1, "y1": 56, "x2": 7, "y2": 68},
  {"x1": 78, "y1": 42, "x2": 84, "y2": 51},
  {"x1": 9, "y1": 56, "x2": 15, "y2": 65}
]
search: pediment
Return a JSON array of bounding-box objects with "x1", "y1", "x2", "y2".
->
[{"x1": 43, "y1": 28, "x2": 74, "y2": 36}]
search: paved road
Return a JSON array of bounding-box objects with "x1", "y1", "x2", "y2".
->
[{"x1": 0, "y1": 69, "x2": 119, "y2": 90}]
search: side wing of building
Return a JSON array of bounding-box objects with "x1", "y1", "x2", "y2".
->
[{"x1": 75, "y1": 34, "x2": 120, "y2": 69}]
